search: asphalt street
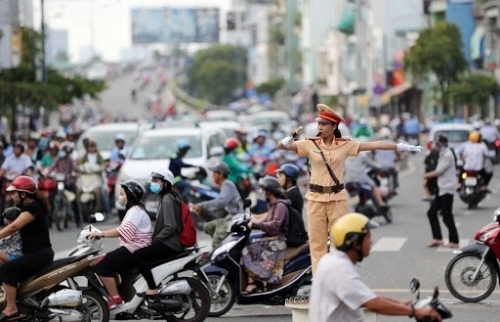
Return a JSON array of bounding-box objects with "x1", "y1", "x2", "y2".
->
[{"x1": 51, "y1": 74, "x2": 500, "y2": 321}]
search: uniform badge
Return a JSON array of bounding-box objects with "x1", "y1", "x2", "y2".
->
[{"x1": 312, "y1": 148, "x2": 321, "y2": 153}]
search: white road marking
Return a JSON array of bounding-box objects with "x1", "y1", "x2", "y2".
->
[{"x1": 371, "y1": 237, "x2": 407, "y2": 252}]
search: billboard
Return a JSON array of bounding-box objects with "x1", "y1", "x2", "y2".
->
[{"x1": 131, "y1": 8, "x2": 219, "y2": 44}]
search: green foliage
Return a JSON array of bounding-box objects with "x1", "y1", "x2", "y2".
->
[
  {"x1": 187, "y1": 44, "x2": 247, "y2": 104},
  {"x1": 404, "y1": 22, "x2": 468, "y2": 113},
  {"x1": 20, "y1": 26, "x2": 42, "y2": 68},
  {"x1": 256, "y1": 78, "x2": 285, "y2": 97},
  {"x1": 449, "y1": 73, "x2": 499, "y2": 115}
]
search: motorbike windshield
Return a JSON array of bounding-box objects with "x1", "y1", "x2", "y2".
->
[{"x1": 130, "y1": 135, "x2": 202, "y2": 160}]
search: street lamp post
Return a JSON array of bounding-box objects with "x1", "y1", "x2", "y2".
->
[{"x1": 41, "y1": 0, "x2": 47, "y2": 83}]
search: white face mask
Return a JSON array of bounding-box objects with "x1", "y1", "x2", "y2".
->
[{"x1": 118, "y1": 195, "x2": 126, "y2": 207}]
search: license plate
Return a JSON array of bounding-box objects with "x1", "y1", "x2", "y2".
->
[
  {"x1": 146, "y1": 200, "x2": 158, "y2": 211},
  {"x1": 465, "y1": 177, "x2": 477, "y2": 186}
]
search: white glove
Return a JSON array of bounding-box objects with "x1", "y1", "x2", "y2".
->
[
  {"x1": 281, "y1": 136, "x2": 294, "y2": 148},
  {"x1": 397, "y1": 143, "x2": 423, "y2": 152}
]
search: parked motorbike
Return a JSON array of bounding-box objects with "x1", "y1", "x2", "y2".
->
[
  {"x1": 77, "y1": 162, "x2": 102, "y2": 222},
  {"x1": 408, "y1": 278, "x2": 452, "y2": 321},
  {"x1": 201, "y1": 204, "x2": 312, "y2": 317},
  {"x1": 345, "y1": 182, "x2": 393, "y2": 223},
  {"x1": 64, "y1": 216, "x2": 212, "y2": 322},
  {"x1": 0, "y1": 251, "x2": 104, "y2": 321},
  {"x1": 445, "y1": 206, "x2": 500, "y2": 302}
]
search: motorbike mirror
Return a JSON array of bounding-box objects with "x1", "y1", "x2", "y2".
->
[
  {"x1": 89, "y1": 212, "x2": 105, "y2": 224},
  {"x1": 409, "y1": 278, "x2": 420, "y2": 293}
]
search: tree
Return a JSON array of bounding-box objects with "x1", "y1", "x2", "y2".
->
[
  {"x1": 449, "y1": 73, "x2": 499, "y2": 118},
  {"x1": 187, "y1": 45, "x2": 247, "y2": 104},
  {"x1": 404, "y1": 22, "x2": 468, "y2": 115},
  {"x1": 256, "y1": 78, "x2": 285, "y2": 97}
]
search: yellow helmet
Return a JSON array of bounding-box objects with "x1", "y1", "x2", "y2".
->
[
  {"x1": 469, "y1": 130, "x2": 480, "y2": 143},
  {"x1": 331, "y1": 213, "x2": 379, "y2": 251}
]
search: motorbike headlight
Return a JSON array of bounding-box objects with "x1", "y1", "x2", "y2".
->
[{"x1": 479, "y1": 228, "x2": 500, "y2": 242}]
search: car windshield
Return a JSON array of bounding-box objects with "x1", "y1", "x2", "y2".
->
[
  {"x1": 129, "y1": 135, "x2": 202, "y2": 160},
  {"x1": 77, "y1": 129, "x2": 139, "y2": 152},
  {"x1": 250, "y1": 116, "x2": 288, "y2": 129},
  {"x1": 434, "y1": 130, "x2": 470, "y2": 143}
]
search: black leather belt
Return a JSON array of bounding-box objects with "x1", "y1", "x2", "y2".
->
[{"x1": 309, "y1": 183, "x2": 345, "y2": 194}]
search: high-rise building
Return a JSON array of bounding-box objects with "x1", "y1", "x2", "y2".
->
[
  {"x1": 46, "y1": 29, "x2": 68, "y2": 65},
  {"x1": 0, "y1": 0, "x2": 33, "y2": 68}
]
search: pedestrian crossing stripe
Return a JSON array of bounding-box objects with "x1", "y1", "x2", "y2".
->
[{"x1": 371, "y1": 237, "x2": 470, "y2": 252}]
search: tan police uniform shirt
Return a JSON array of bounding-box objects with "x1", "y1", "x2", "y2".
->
[{"x1": 296, "y1": 138, "x2": 360, "y2": 202}]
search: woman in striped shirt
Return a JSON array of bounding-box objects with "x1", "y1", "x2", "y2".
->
[{"x1": 90, "y1": 180, "x2": 152, "y2": 309}]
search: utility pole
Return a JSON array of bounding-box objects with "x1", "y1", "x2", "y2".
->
[{"x1": 41, "y1": 0, "x2": 47, "y2": 83}]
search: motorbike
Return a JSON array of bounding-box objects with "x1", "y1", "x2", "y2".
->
[
  {"x1": 76, "y1": 163, "x2": 102, "y2": 222},
  {"x1": 0, "y1": 251, "x2": 104, "y2": 321},
  {"x1": 408, "y1": 278, "x2": 452, "y2": 321},
  {"x1": 200, "y1": 201, "x2": 312, "y2": 317},
  {"x1": 368, "y1": 168, "x2": 397, "y2": 201},
  {"x1": 345, "y1": 182, "x2": 393, "y2": 223},
  {"x1": 64, "y1": 215, "x2": 212, "y2": 322},
  {"x1": 458, "y1": 170, "x2": 487, "y2": 209},
  {"x1": 444, "y1": 206, "x2": 500, "y2": 303},
  {"x1": 485, "y1": 140, "x2": 500, "y2": 165},
  {"x1": 51, "y1": 172, "x2": 75, "y2": 231},
  {"x1": 104, "y1": 159, "x2": 122, "y2": 210}
]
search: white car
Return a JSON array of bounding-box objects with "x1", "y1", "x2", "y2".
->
[
  {"x1": 426, "y1": 123, "x2": 473, "y2": 153},
  {"x1": 248, "y1": 111, "x2": 292, "y2": 134},
  {"x1": 73, "y1": 122, "x2": 152, "y2": 160},
  {"x1": 199, "y1": 121, "x2": 242, "y2": 138},
  {"x1": 115, "y1": 126, "x2": 227, "y2": 217}
]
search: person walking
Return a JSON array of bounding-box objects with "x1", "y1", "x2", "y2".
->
[
  {"x1": 278, "y1": 103, "x2": 422, "y2": 275},
  {"x1": 423, "y1": 133, "x2": 460, "y2": 248}
]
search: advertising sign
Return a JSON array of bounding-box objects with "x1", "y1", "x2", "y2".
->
[{"x1": 131, "y1": 8, "x2": 219, "y2": 44}]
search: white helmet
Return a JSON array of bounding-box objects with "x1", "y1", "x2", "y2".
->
[{"x1": 378, "y1": 127, "x2": 392, "y2": 139}]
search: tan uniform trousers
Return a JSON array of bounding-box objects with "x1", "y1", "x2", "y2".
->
[{"x1": 307, "y1": 199, "x2": 348, "y2": 276}]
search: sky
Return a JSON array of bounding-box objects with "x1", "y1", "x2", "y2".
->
[{"x1": 32, "y1": 0, "x2": 231, "y2": 63}]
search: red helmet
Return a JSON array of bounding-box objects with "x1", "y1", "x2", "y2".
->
[
  {"x1": 224, "y1": 138, "x2": 239, "y2": 150},
  {"x1": 7, "y1": 176, "x2": 37, "y2": 194}
]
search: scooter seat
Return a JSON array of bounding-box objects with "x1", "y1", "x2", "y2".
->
[
  {"x1": 19, "y1": 255, "x2": 82, "y2": 286},
  {"x1": 285, "y1": 242, "x2": 309, "y2": 263}
]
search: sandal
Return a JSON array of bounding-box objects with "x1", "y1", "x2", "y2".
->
[
  {"x1": 426, "y1": 240, "x2": 443, "y2": 248},
  {"x1": 442, "y1": 243, "x2": 459, "y2": 249},
  {"x1": 242, "y1": 283, "x2": 258, "y2": 295}
]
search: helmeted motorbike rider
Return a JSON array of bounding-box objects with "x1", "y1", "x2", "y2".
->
[
  {"x1": 192, "y1": 162, "x2": 241, "y2": 248},
  {"x1": 247, "y1": 130, "x2": 276, "y2": 159},
  {"x1": 235, "y1": 128, "x2": 251, "y2": 154},
  {"x1": 374, "y1": 127, "x2": 400, "y2": 195},
  {"x1": 39, "y1": 140, "x2": 60, "y2": 169},
  {"x1": 109, "y1": 133, "x2": 130, "y2": 162},
  {"x1": 479, "y1": 118, "x2": 500, "y2": 145},
  {"x1": 457, "y1": 130, "x2": 491, "y2": 191},
  {"x1": 49, "y1": 144, "x2": 81, "y2": 227},
  {"x1": 169, "y1": 140, "x2": 200, "y2": 202},
  {"x1": 222, "y1": 138, "x2": 252, "y2": 196},
  {"x1": 353, "y1": 118, "x2": 374, "y2": 139},
  {"x1": 309, "y1": 213, "x2": 442, "y2": 322},
  {"x1": 275, "y1": 163, "x2": 303, "y2": 215},
  {"x1": 0, "y1": 141, "x2": 33, "y2": 180},
  {"x1": 344, "y1": 143, "x2": 389, "y2": 212}
]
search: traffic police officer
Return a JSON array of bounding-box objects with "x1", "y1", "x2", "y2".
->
[{"x1": 278, "y1": 104, "x2": 422, "y2": 275}]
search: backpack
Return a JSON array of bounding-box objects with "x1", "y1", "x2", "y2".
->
[
  {"x1": 282, "y1": 203, "x2": 308, "y2": 247},
  {"x1": 176, "y1": 199, "x2": 197, "y2": 247}
]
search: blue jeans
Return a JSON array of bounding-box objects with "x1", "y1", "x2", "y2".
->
[
  {"x1": 100, "y1": 180, "x2": 111, "y2": 215},
  {"x1": 174, "y1": 179, "x2": 191, "y2": 201}
]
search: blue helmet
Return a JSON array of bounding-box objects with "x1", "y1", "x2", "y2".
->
[
  {"x1": 177, "y1": 140, "x2": 191, "y2": 150},
  {"x1": 276, "y1": 163, "x2": 300, "y2": 180}
]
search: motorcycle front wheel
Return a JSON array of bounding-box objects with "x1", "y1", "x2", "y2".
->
[
  {"x1": 168, "y1": 277, "x2": 210, "y2": 322},
  {"x1": 207, "y1": 274, "x2": 235, "y2": 317},
  {"x1": 445, "y1": 252, "x2": 497, "y2": 302},
  {"x1": 54, "y1": 193, "x2": 68, "y2": 231},
  {"x1": 81, "y1": 290, "x2": 110, "y2": 322}
]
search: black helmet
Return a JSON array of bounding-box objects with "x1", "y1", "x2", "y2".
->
[
  {"x1": 2, "y1": 207, "x2": 21, "y2": 222},
  {"x1": 434, "y1": 133, "x2": 448, "y2": 147},
  {"x1": 120, "y1": 180, "x2": 144, "y2": 201},
  {"x1": 276, "y1": 163, "x2": 300, "y2": 180},
  {"x1": 13, "y1": 140, "x2": 25, "y2": 152},
  {"x1": 258, "y1": 176, "x2": 281, "y2": 193}
]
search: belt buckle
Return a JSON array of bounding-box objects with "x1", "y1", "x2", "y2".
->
[{"x1": 322, "y1": 186, "x2": 332, "y2": 193}]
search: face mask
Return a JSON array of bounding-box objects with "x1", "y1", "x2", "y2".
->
[
  {"x1": 118, "y1": 195, "x2": 126, "y2": 207},
  {"x1": 58, "y1": 151, "x2": 66, "y2": 158},
  {"x1": 150, "y1": 182, "x2": 162, "y2": 195}
]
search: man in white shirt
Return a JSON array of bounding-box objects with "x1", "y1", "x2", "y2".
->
[
  {"x1": 0, "y1": 142, "x2": 33, "y2": 179},
  {"x1": 458, "y1": 130, "x2": 491, "y2": 190},
  {"x1": 310, "y1": 213, "x2": 441, "y2": 322},
  {"x1": 479, "y1": 119, "x2": 500, "y2": 144}
]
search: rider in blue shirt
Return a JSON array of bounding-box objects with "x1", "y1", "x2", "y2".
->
[
  {"x1": 108, "y1": 134, "x2": 130, "y2": 162},
  {"x1": 169, "y1": 140, "x2": 199, "y2": 202},
  {"x1": 247, "y1": 130, "x2": 275, "y2": 159}
]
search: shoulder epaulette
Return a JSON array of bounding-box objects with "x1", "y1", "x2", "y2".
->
[{"x1": 306, "y1": 137, "x2": 320, "y2": 141}]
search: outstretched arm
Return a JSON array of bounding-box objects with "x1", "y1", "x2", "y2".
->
[{"x1": 360, "y1": 141, "x2": 422, "y2": 153}]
